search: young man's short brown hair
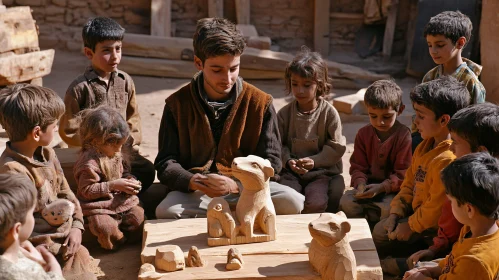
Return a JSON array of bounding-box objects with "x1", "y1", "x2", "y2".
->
[
  {"x1": 364, "y1": 80, "x2": 403, "y2": 111},
  {"x1": 0, "y1": 173, "x2": 36, "y2": 244},
  {"x1": 193, "y1": 17, "x2": 246, "y2": 63},
  {"x1": 0, "y1": 84, "x2": 65, "y2": 142}
]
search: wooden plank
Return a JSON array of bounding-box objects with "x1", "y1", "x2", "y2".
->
[
  {"x1": 235, "y1": 0, "x2": 250, "y2": 24},
  {"x1": 208, "y1": 0, "x2": 223, "y2": 18},
  {"x1": 141, "y1": 215, "x2": 376, "y2": 264},
  {"x1": 139, "y1": 252, "x2": 382, "y2": 279},
  {"x1": 236, "y1": 24, "x2": 259, "y2": 37},
  {"x1": 0, "y1": 6, "x2": 38, "y2": 53},
  {"x1": 122, "y1": 33, "x2": 193, "y2": 60},
  {"x1": 29, "y1": 77, "x2": 42, "y2": 86},
  {"x1": 246, "y1": 36, "x2": 271, "y2": 50},
  {"x1": 313, "y1": 0, "x2": 330, "y2": 57},
  {"x1": 151, "y1": 0, "x2": 171, "y2": 37},
  {"x1": 332, "y1": 88, "x2": 368, "y2": 115},
  {"x1": 382, "y1": 0, "x2": 399, "y2": 57},
  {"x1": 0, "y1": 49, "x2": 55, "y2": 86}
]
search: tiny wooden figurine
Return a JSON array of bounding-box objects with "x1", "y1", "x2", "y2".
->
[
  {"x1": 207, "y1": 155, "x2": 277, "y2": 246},
  {"x1": 308, "y1": 212, "x2": 357, "y2": 280},
  {"x1": 226, "y1": 248, "x2": 244, "y2": 271},
  {"x1": 155, "y1": 245, "x2": 185, "y2": 272},
  {"x1": 186, "y1": 246, "x2": 206, "y2": 267},
  {"x1": 138, "y1": 263, "x2": 163, "y2": 280}
]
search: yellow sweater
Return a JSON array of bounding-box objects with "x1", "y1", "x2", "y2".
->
[
  {"x1": 438, "y1": 224, "x2": 499, "y2": 279},
  {"x1": 390, "y1": 138, "x2": 455, "y2": 233}
]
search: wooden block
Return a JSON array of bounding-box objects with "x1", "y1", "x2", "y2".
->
[
  {"x1": 246, "y1": 36, "x2": 271, "y2": 50},
  {"x1": 226, "y1": 248, "x2": 243, "y2": 271},
  {"x1": 0, "y1": 49, "x2": 54, "y2": 86},
  {"x1": 186, "y1": 246, "x2": 206, "y2": 267},
  {"x1": 314, "y1": 0, "x2": 330, "y2": 57},
  {"x1": 207, "y1": 0, "x2": 223, "y2": 18},
  {"x1": 382, "y1": 0, "x2": 399, "y2": 57},
  {"x1": 332, "y1": 88, "x2": 367, "y2": 115},
  {"x1": 155, "y1": 245, "x2": 185, "y2": 272},
  {"x1": 0, "y1": 6, "x2": 39, "y2": 53},
  {"x1": 236, "y1": 24, "x2": 258, "y2": 37},
  {"x1": 150, "y1": 0, "x2": 171, "y2": 37},
  {"x1": 235, "y1": 0, "x2": 250, "y2": 24},
  {"x1": 120, "y1": 56, "x2": 197, "y2": 78},
  {"x1": 122, "y1": 33, "x2": 193, "y2": 61},
  {"x1": 53, "y1": 147, "x2": 80, "y2": 193}
]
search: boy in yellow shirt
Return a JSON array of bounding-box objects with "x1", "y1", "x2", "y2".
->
[
  {"x1": 372, "y1": 76, "x2": 469, "y2": 260},
  {"x1": 404, "y1": 153, "x2": 499, "y2": 280}
]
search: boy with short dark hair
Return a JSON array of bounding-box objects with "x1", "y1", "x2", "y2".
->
[
  {"x1": 0, "y1": 84, "x2": 98, "y2": 280},
  {"x1": 403, "y1": 103, "x2": 499, "y2": 273},
  {"x1": 404, "y1": 153, "x2": 499, "y2": 280},
  {"x1": 59, "y1": 16, "x2": 155, "y2": 191},
  {"x1": 0, "y1": 173, "x2": 64, "y2": 280},
  {"x1": 411, "y1": 11, "x2": 486, "y2": 151},
  {"x1": 373, "y1": 76, "x2": 470, "y2": 263},
  {"x1": 340, "y1": 80, "x2": 412, "y2": 224}
]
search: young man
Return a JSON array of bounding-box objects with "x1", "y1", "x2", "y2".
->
[
  {"x1": 152, "y1": 18, "x2": 305, "y2": 219},
  {"x1": 372, "y1": 77, "x2": 470, "y2": 266},
  {"x1": 59, "y1": 17, "x2": 155, "y2": 191},
  {"x1": 404, "y1": 153, "x2": 499, "y2": 280},
  {"x1": 0, "y1": 84, "x2": 98, "y2": 280},
  {"x1": 340, "y1": 80, "x2": 412, "y2": 225},
  {"x1": 411, "y1": 11, "x2": 486, "y2": 151}
]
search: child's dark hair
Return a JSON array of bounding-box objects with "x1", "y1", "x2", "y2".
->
[
  {"x1": 448, "y1": 103, "x2": 499, "y2": 157},
  {"x1": 424, "y1": 11, "x2": 472, "y2": 45},
  {"x1": 0, "y1": 84, "x2": 65, "y2": 142},
  {"x1": 442, "y1": 152, "x2": 499, "y2": 220},
  {"x1": 0, "y1": 173, "x2": 36, "y2": 246},
  {"x1": 364, "y1": 80, "x2": 403, "y2": 111},
  {"x1": 410, "y1": 76, "x2": 470, "y2": 119},
  {"x1": 285, "y1": 47, "x2": 331, "y2": 98},
  {"x1": 79, "y1": 106, "x2": 130, "y2": 148},
  {"x1": 83, "y1": 17, "x2": 125, "y2": 51},
  {"x1": 193, "y1": 18, "x2": 245, "y2": 64}
]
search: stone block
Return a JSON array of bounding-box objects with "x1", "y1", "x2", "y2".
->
[{"x1": 154, "y1": 245, "x2": 185, "y2": 272}]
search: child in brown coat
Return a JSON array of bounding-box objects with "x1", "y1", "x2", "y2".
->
[{"x1": 74, "y1": 106, "x2": 144, "y2": 250}]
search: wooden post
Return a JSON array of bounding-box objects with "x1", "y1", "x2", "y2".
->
[
  {"x1": 151, "y1": 0, "x2": 171, "y2": 37},
  {"x1": 314, "y1": 0, "x2": 330, "y2": 57},
  {"x1": 208, "y1": 0, "x2": 223, "y2": 18},
  {"x1": 382, "y1": 0, "x2": 399, "y2": 57},
  {"x1": 235, "y1": 0, "x2": 250, "y2": 24}
]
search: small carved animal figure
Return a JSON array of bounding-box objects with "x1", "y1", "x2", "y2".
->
[
  {"x1": 308, "y1": 212, "x2": 357, "y2": 280},
  {"x1": 226, "y1": 247, "x2": 244, "y2": 270},
  {"x1": 186, "y1": 246, "x2": 206, "y2": 267},
  {"x1": 207, "y1": 197, "x2": 235, "y2": 238},
  {"x1": 232, "y1": 155, "x2": 276, "y2": 239}
]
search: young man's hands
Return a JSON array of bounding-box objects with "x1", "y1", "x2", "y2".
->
[
  {"x1": 288, "y1": 158, "x2": 314, "y2": 175},
  {"x1": 354, "y1": 183, "x2": 385, "y2": 199},
  {"x1": 189, "y1": 173, "x2": 239, "y2": 198}
]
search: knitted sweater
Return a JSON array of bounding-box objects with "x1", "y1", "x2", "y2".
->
[
  {"x1": 74, "y1": 147, "x2": 139, "y2": 216},
  {"x1": 277, "y1": 98, "x2": 346, "y2": 180},
  {"x1": 390, "y1": 138, "x2": 455, "y2": 233},
  {"x1": 0, "y1": 143, "x2": 84, "y2": 234},
  {"x1": 0, "y1": 251, "x2": 64, "y2": 280},
  {"x1": 155, "y1": 72, "x2": 281, "y2": 192}
]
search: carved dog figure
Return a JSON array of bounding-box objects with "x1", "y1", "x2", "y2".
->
[
  {"x1": 207, "y1": 197, "x2": 235, "y2": 238},
  {"x1": 308, "y1": 212, "x2": 357, "y2": 280},
  {"x1": 232, "y1": 155, "x2": 276, "y2": 238}
]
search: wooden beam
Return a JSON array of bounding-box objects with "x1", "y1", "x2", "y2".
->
[
  {"x1": 235, "y1": 0, "x2": 250, "y2": 24},
  {"x1": 314, "y1": 0, "x2": 330, "y2": 57},
  {"x1": 208, "y1": 0, "x2": 223, "y2": 18},
  {"x1": 382, "y1": 0, "x2": 399, "y2": 57},
  {"x1": 151, "y1": 0, "x2": 171, "y2": 37},
  {"x1": 122, "y1": 33, "x2": 193, "y2": 60},
  {"x1": 0, "y1": 49, "x2": 55, "y2": 86}
]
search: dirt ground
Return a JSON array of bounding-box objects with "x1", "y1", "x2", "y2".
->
[{"x1": 41, "y1": 50, "x2": 418, "y2": 279}]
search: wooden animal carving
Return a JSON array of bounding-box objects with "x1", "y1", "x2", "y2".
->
[
  {"x1": 186, "y1": 246, "x2": 206, "y2": 267},
  {"x1": 226, "y1": 248, "x2": 244, "y2": 270},
  {"x1": 207, "y1": 197, "x2": 235, "y2": 238},
  {"x1": 308, "y1": 212, "x2": 357, "y2": 280},
  {"x1": 233, "y1": 155, "x2": 276, "y2": 240}
]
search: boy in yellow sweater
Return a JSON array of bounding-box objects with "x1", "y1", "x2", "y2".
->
[
  {"x1": 403, "y1": 153, "x2": 499, "y2": 280},
  {"x1": 372, "y1": 76, "x2": 470, "y2": 260}
]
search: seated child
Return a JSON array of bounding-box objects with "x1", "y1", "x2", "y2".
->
[
  {"x1": 340, "y1": 80, "x2": 412, "y2": 225},
  {"x1": 411, "y1": 10, "x2": 486, "y2": 151},
  {"x1": 278, "y1": 48, "x2": 347, "y2": 213},
  {"x1": 0, "y1": 84, "x2": 98, "y2": 280},
  {"x1": 404, "y1": 103, "x2": 499, "y2": 272},
  {"x1": 59, "y1": 16, "x2": 155, "y2": 192},
  {"x1": 372, "y1": 76, "x2": 470, "y2": 262},
  {"x1": 404, "y1": 153, "x2": 499, "y2": 280},
  {"x1": 74, "y1": 106, "x2": 144, "y2": 250},
  {"x1": 0, "y1": 173, "x2": 63, "y2": 280}
]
